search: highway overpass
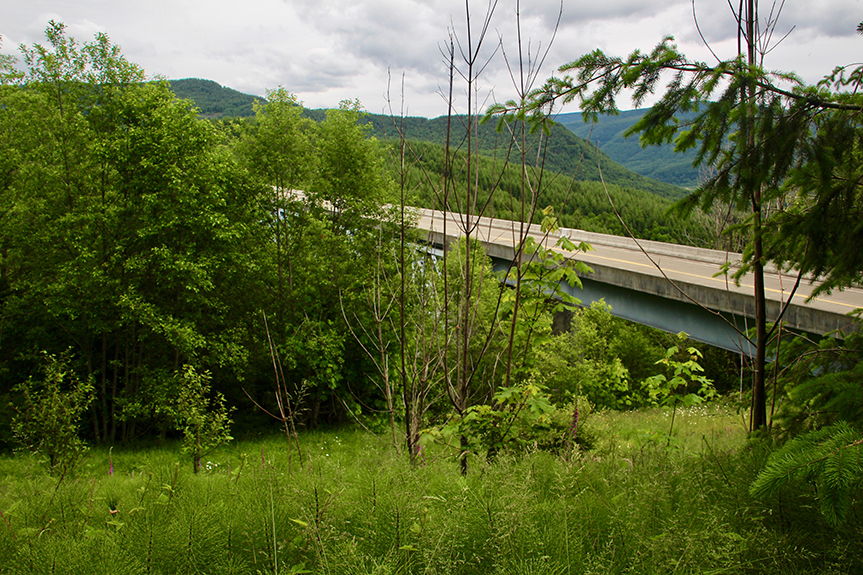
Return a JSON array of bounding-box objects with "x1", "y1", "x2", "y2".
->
[{"x1": 414, "y1": 207, "x2": 863, "y2": 355}]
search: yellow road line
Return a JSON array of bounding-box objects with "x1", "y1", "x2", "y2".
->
[
  {"x1": 584, "y1": 253, "x2": 861, "y2": 310},
  {"x1": 432, "y1": 221, "x2": 863, "y2": 311}
]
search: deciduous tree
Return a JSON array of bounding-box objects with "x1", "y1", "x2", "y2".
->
[{"x1": 0, "y1": 23, "x2": 267, "y2": 441}]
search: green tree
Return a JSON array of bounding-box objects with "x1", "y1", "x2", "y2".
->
[
  {"x1": 751, "y1": 421, "x2": 863, "y2": 526},
  {"x1": 238, "y1": 95, "x2": 399, "y2": 427},
  {"x1": 174, "y1": 365, "x2": 233, "y2": 473},
  {"x1": 764, "y1": 324, "x2": 863, "y2": 437},
  {"x1": 240, "y1": 88, "x2": 316, "y2": 324},
  {"x1": 527, "y1": 3, "x2": 863, "y2": 430},
  {"x1": 0, "y1": 23, "x2": 267, "y2": 441},
  {"x1": 10, "y1": 352, "x2": 94, "y2": 475},
  {"x1": 314, "y1": 99, "x2": 392, "y2": 230},
  {"x1": 1, "y1": 21, "x2": 148, "y2": 440}
]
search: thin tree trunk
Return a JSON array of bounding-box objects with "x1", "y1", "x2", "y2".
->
[
  {"x1": 110, "y1": 335, "x2": 119, "y2": 443},
  {"x1": 101, "y1": 333, "x2": 108, "y2": 441},
  {"x1": 745, "y1": 0, "x2": 768, "y2": 431}
]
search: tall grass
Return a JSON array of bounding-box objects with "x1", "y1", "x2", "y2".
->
[
  {"x1": 0, "y1": 405, "x2": 859, "y2": 574},
  {"x1": 588, "y1": 400, "x2": 748, "y2": 454}
]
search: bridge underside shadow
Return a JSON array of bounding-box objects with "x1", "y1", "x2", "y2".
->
[
  {"x1": 490, "y1": 258, "x2": 755, "y2": 356},
  {"x1": 567, "y1": 275, "x2": 754, "y2": 355}
]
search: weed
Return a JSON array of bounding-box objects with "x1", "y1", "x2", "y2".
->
[{"x1": 0, "y1": 417, "x2": 859, "y2": 574}]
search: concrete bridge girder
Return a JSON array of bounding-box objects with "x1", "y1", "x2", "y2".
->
[{"x1": 418, "y1": 208, "x2": 862, "y2": 355}]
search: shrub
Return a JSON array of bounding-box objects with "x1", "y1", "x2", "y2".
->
[
  {"x1": 534, "y1": 301, "x2": 669, "y2": 410},
  {"x1": 425, "y1": 384, "x2": 597, "y2": 461},
  {"x1": 9, "y1": 352, "x2": 94, "y2": 475},
  {"x1": 174, "y1": 365, "x2": 234, "y2": 473}
]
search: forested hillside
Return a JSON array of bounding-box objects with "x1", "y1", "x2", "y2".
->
[
  {"x1": 393, "y1": 140, "x2": 710, "y2": 245},
  {"x1": 557, "y1": 109, "x2": 701, "y2": 189},
  {"x1": 165, "y1": 79, "x2": 688, "y2": 200},
  {"x1": 169, "y1": 78, "x2": 264, "y2": 118},
  {"x1": 363, "y1": 114, "x2": 688, "y2": 200}
]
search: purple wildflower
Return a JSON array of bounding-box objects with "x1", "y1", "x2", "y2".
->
[{"x1": 568, "y1": 408, "x2": 579, "y2": 440}]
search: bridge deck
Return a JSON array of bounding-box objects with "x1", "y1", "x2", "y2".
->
[{"x1": 414, "y1": 207, "x2": 863, "y2": 350}]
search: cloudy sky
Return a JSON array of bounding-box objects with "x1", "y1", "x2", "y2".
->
[{"x1": 1, "y1": 0, "x2": 861, "y2": 118}]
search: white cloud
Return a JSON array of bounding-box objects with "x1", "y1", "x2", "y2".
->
[{"x1": 1, "y1": 0, "x2": 860, "y2": 117}]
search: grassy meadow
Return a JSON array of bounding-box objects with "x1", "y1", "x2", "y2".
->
[{"x1": 0, "y1": 404, "x2": 860, "y2": 575}]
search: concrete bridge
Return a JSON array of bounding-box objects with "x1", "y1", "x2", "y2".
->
[{"x1": 414, "y1": 207, "x2": 863, "y2": 354}]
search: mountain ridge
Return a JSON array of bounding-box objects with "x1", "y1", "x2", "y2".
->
[
  {"x1": 169, "y1": 78, "x2": 265, "y2": 118},
  {"x1": 166, "y1": 78, "x2": 688, "y2": 199}
]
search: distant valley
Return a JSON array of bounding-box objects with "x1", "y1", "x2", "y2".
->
[{"x1": 556, "y1": 110, "x2": 701, "y2": 190}]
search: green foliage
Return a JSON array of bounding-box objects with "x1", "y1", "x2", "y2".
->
[
  {"x1": 366, "y1": 113, "x2": 688, "y2": 200},
  {"x1": 233, "y1": 93, "x2": 398, "y2": 427},
  {"x1": 314, "y1": 99, "x2": 393, "y2": 223},
  {"x1": 783, "y1": 362, "x2": 863, "y2": 430},
  {"x1": 0, "y1": 36, "x2": 23, "y2": 85},
  {"x1": 534, "y1": 301, "x2": 670, "y2": 410},
  {"x1": 422, "y1": 223, "x2": 594, "y2": 462},
  {"x1": 439, "y1": 380, "x2": 555, "y2": 457},
  {"x1": 751, "y1": 422, "x2": 863, "y2": 526},
  {"x1": 437, "y1": 395, "x2": 598, "y2": 460},
  {"x1": 10, "y1": 352, "x2": 94, "y2": 475},
  {"x1": 645, "y1": 333, "x2": 717, "y2": 442},
  {"x1": 588, "y1": 401, "x2": 746, "y2": 454},
  {"x1": 114, "y1": 368, "x2": 177, "y2": 438},
  {"x1": 242, "y1": 87, "x2": 316, "y2": 193},
  {"x1": 540, "y1": 335, "x2": 637, "y2": 411},
  {"x1": 762, "y1": 325, "x2": 863, "y2": 435},
  {"x1": 514, "y1": 206, "x2": 592, "y2": 306},
  {"x1": 645, "y1": 333, "x2": 717, "y2": 408},
  {"x1": 283, "y1": 319, "x2": 346, "y2": 395},
  {"x1": 0, "y1": 22, "x2": 271, "y2": 440},
  {"x1": 437, "y1": 237, "x2": 507, "y2": 403},
  {"x1": 760, "y1": 68, "x2": 863, "y2": 296},
  {"x1": 532, "y1": 305, "x2": 732, "y2": 415},
  {"x1": 0, "y1": 19, "x2": 745, "y2": 454},
  {"x1": 174, "y1": 366, "x2": 233, "y2": 473}
]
